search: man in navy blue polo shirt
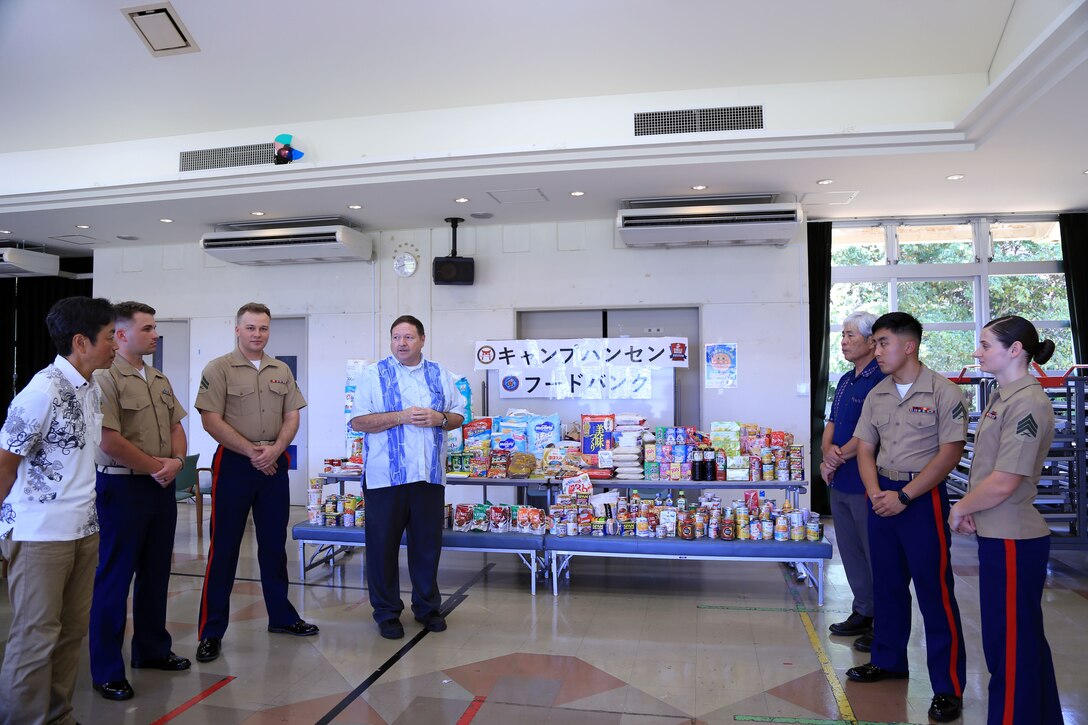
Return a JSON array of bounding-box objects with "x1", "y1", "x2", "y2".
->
[{"x1": 821, "y1": 310, "x2": 885, "y2": 652}]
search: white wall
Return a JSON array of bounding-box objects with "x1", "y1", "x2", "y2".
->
[
  {"x1": 93, "y1": 219, "x2": 812, "y2": 502},
  {"x1": 2, "y1": 74, "x2": 985, "y2": 196}
]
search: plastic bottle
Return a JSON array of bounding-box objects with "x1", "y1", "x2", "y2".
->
[
  {"x1": 677, "y1": 490, "x2": 687, "y2": 510},
  {"x1": 664, "y1": 490, "x2": 673, "y2": 507},
  {"x1": 630, "y1": 489, "x2": 641, "y2": 507},
  {"x1": 653, "y1": 490, "x2": 663, "y2": 506}
]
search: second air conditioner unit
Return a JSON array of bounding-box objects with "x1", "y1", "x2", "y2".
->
[
  {"x1": 617, "y1": 196, "x2": 803, "y2": 248},
  {"x1": 0, "y1": 248, "x2": 60, "y2": 277},
  {"x1": 200, "y1": 225, "x2": 373, "y2": 265}
]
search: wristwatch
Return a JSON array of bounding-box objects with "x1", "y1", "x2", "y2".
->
[
  {"x1": 897, "y1": 490, "x2": 912, "y2": 506},
  {"x1": 175, "y1": 456, "x2": 185, "y2": 469},
  {"x1": 441, "y1": 413, "x2": 449, "y2": 429}
]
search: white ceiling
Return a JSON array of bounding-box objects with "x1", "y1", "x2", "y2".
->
[{"x1": 1, "y1": 0, "x2": 1087, "y2": 256}]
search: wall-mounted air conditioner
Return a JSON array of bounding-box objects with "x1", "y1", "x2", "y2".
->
[
  {"x1": 617, "y1": 197, "x2": 803, "y2": 248},
  {"x1": 0, "y1": 248, "x2": 60, "y2": 277},
  {"x1": 199, "y1": 225, "x2": 373, "y2": 265}
]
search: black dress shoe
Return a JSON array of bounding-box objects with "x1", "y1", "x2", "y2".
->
[
  {"x1": 268, "y1": 620, "x2": 320, "y2": 637},
  {"x1": 928, "y1": 694, "x2": 962, "y2": 722},
  {"x1": 829, "y1": 611, "x2": 873, "y2": 637},
  {"x1": 378, "y1": 619, "x2": 404, "y2": 639},
  {"x1": 853, "y1": 633, "x2": 873, "y2": 652},
  {"x1": 93, "y1": 679, "x2": 134, "y2": 701},
  {"x1": 195, "y1": 637, "x2": 221, "y2": 663},
  {"x1": 415, "y1": 613, "x2": 447, "y2": 632},
  {"x1": 131, "y1": 652, "x2": 192, "y2": 671},
  {"x1": 845, "y1": 662, "x2": 909, "y2": 683}
]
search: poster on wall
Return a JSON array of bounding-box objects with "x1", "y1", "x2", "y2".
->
[
  {"x1": 345, "y1": 359, "x2": 369, "y2": 461},
  {"x1": 477, "y1": 337, "x2": 687, "y2": 400},
  {"x1": 704, "y1": 343, "x2": 738, "y2": 389}
]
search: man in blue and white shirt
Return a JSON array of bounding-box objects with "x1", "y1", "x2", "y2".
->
[
  {"x1": 350, "y1": 315, "x2": 465, "y2": 640},
  {"x1": 0, "y1": 296, "x2": 116, "y2": 725}
]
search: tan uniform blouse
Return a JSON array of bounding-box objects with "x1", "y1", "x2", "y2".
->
[
  {"x1": 854, "y1": 364, "x2": 969, "y2": 473},
  {"x1": 194, "y1": 348, "x2": 306, "y2": 443},
  {"x1": 94, "y1": 357, "x2": 186, "y2": 465},
  {"x1": 969, "y1": 375, "x2": 1054, "y2": 539}
]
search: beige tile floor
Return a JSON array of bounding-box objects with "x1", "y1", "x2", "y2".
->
[{"x1": 2, "y1": 502, "x2": 1087, "y2": 724}]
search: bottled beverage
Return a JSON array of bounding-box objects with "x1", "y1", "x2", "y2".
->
[
  {"x1": 677, "y1": 490, "x2": 687, "y2": 510},
  {"x1": 705, "y1": 446, "x2": 717, "y2": 482},
  {"x1": 653, "y1": 490, "x2": 663, "y2": 506},
  {"x1": 630, "y1": 489, "x2": 641, "y2": 506},
  {"x1": 664, "y1": 490, "x2": 673, "y2": 507}
]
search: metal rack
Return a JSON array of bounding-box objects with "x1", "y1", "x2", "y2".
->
[{"x1": 946, "y1": 365, "x2": 1088, "y2": 550}]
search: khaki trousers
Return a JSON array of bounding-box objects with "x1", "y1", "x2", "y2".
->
[{"x1": 0, "y1": 533, "x2": 99, "y2": 725}]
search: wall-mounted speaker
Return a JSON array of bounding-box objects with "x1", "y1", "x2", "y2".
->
[{"x1": 432, "y1": 256, "x2": 475, "y2": 285}]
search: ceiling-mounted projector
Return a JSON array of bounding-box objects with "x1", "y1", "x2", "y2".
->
[{"x1": 0, "y1": 248, "x2": 60, "y2": 277}]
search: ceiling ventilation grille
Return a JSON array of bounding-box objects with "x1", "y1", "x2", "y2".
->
[
  {"x1": 633, "y1": 105, "x2": 764, "y2": 136},
  {"x1": 179, "y1": 143, "x2": 275, "y2": 172}
]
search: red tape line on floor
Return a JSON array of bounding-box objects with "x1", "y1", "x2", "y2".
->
[
  {"x1": 455, "y1": 695, "x2": 487, "y2": 725},
  {"x1": 149, "y1": 675, "x2": 236, "y2": 724}
]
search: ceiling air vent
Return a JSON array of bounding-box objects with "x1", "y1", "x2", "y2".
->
[
  {"x1": 634, "y1": 105, "x2": 764, "y2": 136},
  {"x1": 122, "y1": 3, "x2": 199, "y2": 57},
  {"x1": 180, "y1": 143, "x2": 275, "y2": 172}
]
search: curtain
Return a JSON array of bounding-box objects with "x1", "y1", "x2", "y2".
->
[
  {"x1": 807, "y1": 222, "x2": 833, "y2": 513},
  {"x1": 4, "y1": 276, "x2": 94, "y2": 412},
  {"x1": 0, "y1": 279, "x2": 15, "y2": 413},
  {"x1": 1059, "y1": 213, "x2": 1088, "y2": 364}
]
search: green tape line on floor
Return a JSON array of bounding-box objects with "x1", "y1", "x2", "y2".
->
[
  {"x1": 734, "y1": 716, "x2": 922, "y2": 725},
  {"x1": 698, "y1": 604, "x2": 853, "y2": 614}
]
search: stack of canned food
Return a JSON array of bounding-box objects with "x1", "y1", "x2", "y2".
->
[{"x1": 305, "y1": 477, "x2": 365, "y2": 527}]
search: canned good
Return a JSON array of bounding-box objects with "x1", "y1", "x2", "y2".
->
[
  {"x1": 708, "y1": 522, "x2": 719, "y2": 539},
  {"x1": 806, "y1": 518, "x2": 821, "y2": 541},
  {"x1": 307, "y1": 491, "x2": 322, "y2": 507},
  {"x1": 307, "y1": 506, "x2": 321, "y2": 524},
  {"x1": 567, "y1": 521, "x2": 578, "y2": 537},
  {"x1": 750, "y1": 521, "x2": 763, "y2": 540},
  {"x1": 720, "y1": 520, "x2": 735, "y2": 540},
  {"x1": 342, "y1": 512, "x2": 355, "y2": 527},
  {"x1": 324, "y1": 513, "x2": 340, "y2": 527},
  {"x1": 656, "y1": 524, "x2": 668, "y2": 538},
  {"x1": 344, "y1": 497, "x2": 357, "y2": 513},
  {"x1": 761, "y1": 519, "x2": 773, "y2": 540},
  {"x1": 636, "y1": 516, "x2": 650, "y2": 537}
]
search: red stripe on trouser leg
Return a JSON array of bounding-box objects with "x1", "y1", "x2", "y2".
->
[
  {"x1": 1003, "y1": 539, "x2": 1018, "y2": 725},
  {"x1": 930, "y1": 488, "x2": 963, "y2": 696},
  {"x1": 197, "y1": 446, "x2": 225, "y2": 638}
]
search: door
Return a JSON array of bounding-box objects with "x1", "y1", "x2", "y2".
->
[
  {"x1": 153, "y1": 320, "x2": 191, "y2": 441},
  {"x1": 264, "y1": 317, "x2": 309, "y2": 505}
]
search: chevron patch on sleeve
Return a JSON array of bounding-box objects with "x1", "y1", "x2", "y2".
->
[
  {"x1": 199, "y1": 375, "x2": 210, "y2": 391},
  {"x1": 1016, "y1": 413, "x2": 1038, "y2": 438},
  {"x1": 951, "y1": 402, "x2": 967, "y2": 421}
]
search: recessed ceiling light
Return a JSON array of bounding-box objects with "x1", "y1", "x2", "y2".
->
[
  {"x1": 75, "y1": 224, "x2": 91, "y2": 229},
  {"x1": 691, "y1": 185, "x2": 708, "y2": 191},
  {"x1": 946, "y1": 174, "x2": 966, "y2": 181},
  {"x1": 159, "y1": 218, "x2": 174, "y2": 223},
  {"x1": 454, "y1": 197, "x2": 470, "y2": 203},
  {"x1": 347, "y1": 204, "x2": 362, "y2": 210},
  {"x1": 817, "y1": 179, "x2": 834, "y2": 185},
  {"x1": 570, "y1": 191, "x2": 585, "y2": 197},
  {"x1": 250, "y1": 211, "x2": 266, "y2": 216}
]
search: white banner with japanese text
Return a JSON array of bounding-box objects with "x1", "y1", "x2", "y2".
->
[{"x1": 474, "y1": 338, "x2": 688, "y2": 400}]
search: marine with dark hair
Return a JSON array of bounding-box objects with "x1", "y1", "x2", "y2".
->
[
  {"x1": 0, "y1": 296, "x2": 116, "y2": 724},
  {"x1": 846, "y1": 311, "x2": 968, "y2": 723},
  {"x1": 193, "y1": 302, "x2": 317, "y2": 664},
  {"x1": 88, "y1": 301, "x2": 191, "y2": 701},
  {"x1": 350, "y1": 314, "x2": 465, "y2": 639},
  {"x1": 949, "y1": 315, "x2": 1064, "y2": 724}
]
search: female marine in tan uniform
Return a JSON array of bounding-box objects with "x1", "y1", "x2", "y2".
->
[{"x1": 948, "y1": 315, "x2": 1064, "y2": 725}]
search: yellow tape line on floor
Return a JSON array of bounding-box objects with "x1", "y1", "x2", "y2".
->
[{"x1": 781, "y1": 566, "x2": 858, "y2": 724}]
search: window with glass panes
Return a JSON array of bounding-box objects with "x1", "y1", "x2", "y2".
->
[{"x1": 828, "y1": 219, "x2": 1072, "y2": 413}]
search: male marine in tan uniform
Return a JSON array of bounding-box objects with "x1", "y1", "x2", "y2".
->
[
  {"x1": 194, "y1": 302, "x2": 317, "y2": 664},
  {"x1": 845, "y1": 311, "x2": 967, "y2": 724},
  {"x1": 89, "y1": 301, "x2": 190, "y2": 701}
]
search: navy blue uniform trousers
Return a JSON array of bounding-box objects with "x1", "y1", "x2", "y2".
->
[
  {"x1": 89, "y1": 471, "x2": 176, "y2": 683},
  {"x1": 978, "y1": 535, "x2": 1064, "y2": 725},
  {"x1": 869, "y1": 476, "x2": 966, "y2": 697},
  {"x1": 362, "y1": 481, "x2": 444, "y2": 624},
  {"x1": 198, "y1": 447, "x2": 298, "y2": 639}
]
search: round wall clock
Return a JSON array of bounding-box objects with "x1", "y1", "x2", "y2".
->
[{"x1": 393, "y1": 252, "x2": 417, "y2": 277}]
